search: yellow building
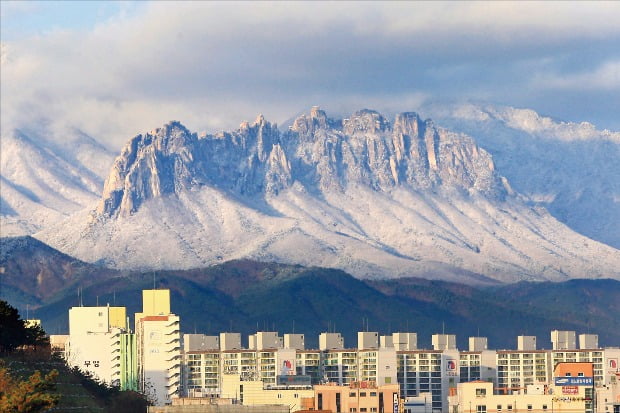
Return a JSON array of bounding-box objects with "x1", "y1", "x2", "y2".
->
[
  {"x1": 136, "y1": 289, "x2": 171, "y2": 319},
  {"x1": 221, "y1": 374, "x2": 314, "y2": 412}
]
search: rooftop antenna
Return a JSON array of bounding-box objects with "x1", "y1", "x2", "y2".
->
[
  {"x1": 442, "y1": 321, "x2": 445, "y2": 335},
  {"x1": 96, "y1": 295, "x2": 99, "y2": 306},
  {"x1": 113, "y1": 290, "x2": 116, "y2": 306},
  {"x1": 26, "y1": 304, "x2": 29, "y2": 320}
]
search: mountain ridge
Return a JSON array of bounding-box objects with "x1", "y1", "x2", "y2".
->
[{"x1": 33, "y1": 107, "x2": 620, "y2": 283}]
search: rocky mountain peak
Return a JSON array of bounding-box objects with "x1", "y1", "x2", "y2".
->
[
  {"x1": 96, "y1": 108, "x2": 506, "y2": 217},
  {"x1": 343, "y1": 109, "x2": 390, "y2": 135}
]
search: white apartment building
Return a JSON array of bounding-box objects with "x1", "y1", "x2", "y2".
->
[
  {"x1": 295, "y1": 349, "x2": 321, "y2": 380},
  {"x1": 175, "y1": 329, "x2": 619, "y2": 413},
  {"x1": 67, "y1": 305, "x2": 128, "y2": 386},
  {"x1": 135, "y1": 290, "x2": 182, "y2": 405},
  {"x1": 496, "y1": 350, "x2": 552, "y2": 393}
]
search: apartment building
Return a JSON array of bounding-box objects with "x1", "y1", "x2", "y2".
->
[
  {"x1": 296, "y1": 350, "x2": 322, "y2": 383},
  {"x1": 135, "y1": 289, "x2": 182, "y2": 405},
  {"x1": 67, "y1": 305, "x2": 133, "y2": 387},
  {"x1": 496, "y1": 350, "x2": 552, "y2": 393}
]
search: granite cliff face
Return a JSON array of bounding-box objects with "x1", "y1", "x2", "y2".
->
[{"x1": 97, "y1": 108, "x2": 504, "y2": 217}]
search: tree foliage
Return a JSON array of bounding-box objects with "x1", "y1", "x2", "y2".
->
[
  {"x1": 0, "y1": 300, "x2": 27, "y2": 354},
  {"x1": 0, "y1": 300, "x2": 49, "y2": 354},
  {"x1": 0, "y1": 363, "x2": 59, "y2": 413}
]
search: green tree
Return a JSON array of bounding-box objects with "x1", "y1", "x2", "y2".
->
[
  {"x1": 0, "y1": 364, "x2": 59, "y2": 412},
  {"x1": 0, "y1": 300, "x2": 27, "y2": 354},
  {"x1": 25, "y1": 324, "x2": 49, "y2": 351}
]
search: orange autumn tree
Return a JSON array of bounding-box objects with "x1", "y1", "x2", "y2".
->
[{"x1": 0, "y1": 363, "x2": 59, "y2": 413}]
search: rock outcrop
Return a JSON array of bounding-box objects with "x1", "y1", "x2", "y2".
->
[{"x1": 97, "y1": 108, "x2": 504, "y2": 217}]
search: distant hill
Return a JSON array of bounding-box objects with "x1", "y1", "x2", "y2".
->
[{"x1": 1, "y1": 236, "x2": 618, "y2": 348}]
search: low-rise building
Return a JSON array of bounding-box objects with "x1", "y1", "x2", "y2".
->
[
  {"x1": 313, "y1": 381, "x2": 400, "y2": 413},
  {"x1": 221, "y1": 374, "x2": 314, "y2": 412},
  {"x1": 449, "y1": 362, "x2": 595, "y2": 413}
]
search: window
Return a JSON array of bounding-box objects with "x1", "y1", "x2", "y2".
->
[
  {"x1": 361, "y1": 409, "x2": 367, "y2": 412},
  {"x1": 350, "y1": 409, "x2": 357, "y2": 413},
  {"x1": 497, "y1": 405, "x2": 502, "y2": 412},
  {"x1": 507, "y1": 405, "x2": 513, "y2": 412},
  {"x1": 370, "y1": 392, "x2": 377, "y2": 397},
  {"x1": 578, "y1": 372, "x2": 584, "y2": 377},
  {"x1": 542, "y1": 405, "x2": 547, "y2": 411},
  {"x1": 350, "y1": 392, "x2": 357, "y2": 397},
  {"x1": 527, "y1": 405, "x2": 532, "y2": 411},
  {"x1": 476, "y1": 406, "x2": 487, "y2": 413},
  {"x1": 475, "y1": 388, "x2": 487, "y2": 396},
  {"x1": 360, "y1": 392, "x2": 367, "y2": 397}
]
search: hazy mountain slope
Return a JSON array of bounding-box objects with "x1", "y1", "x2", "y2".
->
[
  {"x1": 424, "y1": 103, "x2": 620, "y2": 248},
  {"x1": 0, "y1": 236, "x2": 112, "y2": 303},
  {"x1": 0, "y1": 129, "x2": 115, "y2": 236},
  {"x1": 2, "y1": 235, "x2": 618, "y2": 348},
  {"x1": 35, "y1": 108, "x2": 620, "y2": 283}
]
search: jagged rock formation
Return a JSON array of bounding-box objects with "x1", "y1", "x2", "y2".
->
[
  {"x1": 97, "y1": 108, "x2": 505, "y2": 217},
  {"x1": 35, "y1": 107, "x2": 620, "y2": 283}
]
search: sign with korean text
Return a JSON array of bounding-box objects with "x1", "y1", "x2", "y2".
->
[
  {"x1": 554, "y1": 376, "x2": 593, "y2": 386},
  {"x1": 562, "y1": 386, "x2": 578, "y2": 395}
]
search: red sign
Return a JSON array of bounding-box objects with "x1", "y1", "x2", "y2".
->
[{"x1": 562, "y1": 386, "x2": 578, "y2": 395}]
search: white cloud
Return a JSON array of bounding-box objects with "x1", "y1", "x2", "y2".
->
[
  {"x1": 1, "y1": 1, "x2": 619, "y2": 148},
  {"x1": 532, "y1": 60, "x2": 620, "y2": 91}
]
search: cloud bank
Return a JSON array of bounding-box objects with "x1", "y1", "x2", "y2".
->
[{"x1": 1, "y1": 1, "x2": 619, "y2": 148}]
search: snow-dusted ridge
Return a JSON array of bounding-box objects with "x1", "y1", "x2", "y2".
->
[
  {"x1": 0, "y1": 128, "x2": 114, "y2": 235},
  {"x1": 424, "y1": 102, "x2": 620, "y2": 249},
  {"x1": 33, "y1": 107, "x2": 620, "y2": 284}
]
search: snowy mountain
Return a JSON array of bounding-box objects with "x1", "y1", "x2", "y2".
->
[
  {"x1": 423, "y1": 103, "x2": 620, "y2": 249},
  {"x1": 0, "y1": 128, "x2": 114, "y2": 235},
  {"x1": 35, "y1": 108, "x2": 620, "y2": 283}
]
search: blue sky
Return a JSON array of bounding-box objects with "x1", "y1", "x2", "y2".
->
[
  {"x1": 1, "y1": 1, "x2": 619, "y2": 147},
  {"x1": 1, "y1": 1, "x2": 145, "y2": 40}
]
